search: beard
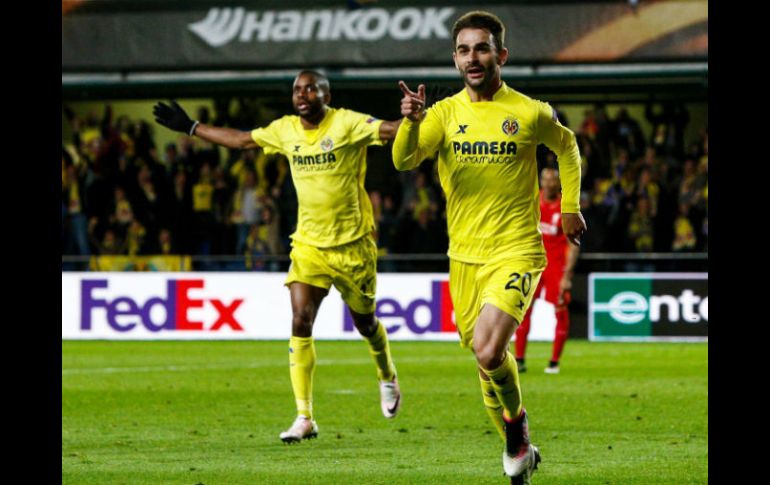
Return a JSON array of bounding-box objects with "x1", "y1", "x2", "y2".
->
[{"x1": 460, "y1": 62, "x2": 498, "y2": 92}]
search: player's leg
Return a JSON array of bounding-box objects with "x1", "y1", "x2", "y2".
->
[
  {"x1": 474, "y1": 257, "x2": 545, "y2": 480},
  {"x1": 548, "y1": 291, "x2": 571, "y2": 374},
  {"x1": 479, "y1": 369, "x2": 506, "y2": 441},
  {"x1": 514, "y1": 307, "x2": 533, "y2": 373},
  {"x1": 288, "y1": 281, "x2": 328, "y2": 415},
  {"x1": 347, "y1": 309, "x2": 396, "y2": 384},
  {"x1": 279, "y1": 241, "x2": 333, "y2": 443},
  {"x1": 541, "y1": 269, "x2": 569, "y2": 374},
  {"x1": 449, "y1": 259, "x2": 507, "y2": 439},
  {"x1": 349, "y1": 308, "x2": 400, "y2": 417},
  {"x1": 474, "y1": 304, "x2": 522, "y2": 421},
  {"x1": 279, "y1": 281, "x2": 328, "y2": 443},
  {"x1": 334, "y1": 236, "x2": 400, "y2": 417},
  {"x1": 475, "y1": 304, "x2": 539, "y2": 480}
]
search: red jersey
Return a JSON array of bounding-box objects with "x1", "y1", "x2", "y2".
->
[{"x1": 539, "y1": 191, "x2": 568, "y2": 272}]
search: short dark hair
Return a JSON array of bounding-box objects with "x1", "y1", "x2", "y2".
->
[
  {"x1": 452, "y1": 11, "x2": 505, "y2": 53},
  {"x1": 296, "y1": 70, "x2": 330, "y2": 96}
]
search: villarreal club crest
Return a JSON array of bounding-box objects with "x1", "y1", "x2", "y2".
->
[{"x1": 502, "y1": 117, "x2": 519, "y2": 136}]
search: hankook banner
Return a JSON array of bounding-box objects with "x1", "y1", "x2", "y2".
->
[{"x1": 62, "y1": 1, "x2": 707, "y2": 71}]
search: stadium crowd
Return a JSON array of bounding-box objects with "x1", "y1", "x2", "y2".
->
[{"x1": 62, "y1": 100, "x2": 707, "y2": 264}]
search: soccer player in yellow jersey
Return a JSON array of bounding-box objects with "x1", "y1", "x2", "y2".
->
[
  {"x1": 393, "y1": 11, "x2": 586, "y2": 484},
  {"x1": 153, "y1": 70, "x2": 403, "y2": 443}
]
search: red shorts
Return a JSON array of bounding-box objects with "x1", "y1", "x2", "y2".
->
[{"x1": 534, "y1": 264, "x2": 570, "y2": 308}]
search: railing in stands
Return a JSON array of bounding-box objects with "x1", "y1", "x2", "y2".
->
[{"x1": 61, "y1": 252, "x2": 707, "y2": 273}]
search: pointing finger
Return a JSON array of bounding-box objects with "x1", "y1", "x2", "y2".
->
[{"x1": 398, "y1": 81, "x2": 414, "y2": 97}]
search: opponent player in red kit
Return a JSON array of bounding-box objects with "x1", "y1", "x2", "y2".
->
[{"x1": 514, "y1": 166, "x2": 580, "y2": 374}]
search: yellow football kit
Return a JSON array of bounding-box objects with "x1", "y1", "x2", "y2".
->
[
  {"x1": 393, "y1": 83, "x2": 581, "y2": 345},
  {"x1": 251, "y1": 108, "x2": 384, "y2": 311},
  {"x1": 252, "y1": 107, "x2": 399, "y2": 424}
]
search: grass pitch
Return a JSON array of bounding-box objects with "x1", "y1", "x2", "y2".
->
[{"x1": 62, "y1": 340, "x2": 707, "y2": 484}]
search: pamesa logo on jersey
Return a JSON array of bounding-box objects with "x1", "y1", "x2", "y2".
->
[
  {"x1": 501, "y1": 117, "x2": 519, "y2": 136},
  {"x1": 320, "y1": 136, "x2": 334, "y2": 152}
]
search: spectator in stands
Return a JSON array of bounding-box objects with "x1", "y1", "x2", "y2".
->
[
  {"x1": 62, "y1": 157, "x2": 90, "y2": 256},
  {"x1": 126, "y1": 219, "x2": 148, "y2": 256},
  {"x1": 580, "y1": 108, "x2": 598, "y2": 140},
  {"x1": 678, "y1": 159, "x2": 700, "y2": 207},
  {"x1": 578, "y1": 135, "x2": 604, "y2": 184},
  {"x1": 133, "y1": 164, "x2": 162, "y2": 238},
  {"x1": 646, "y1": 102, "x2": 689, "y2": 160},
  {"x1": 157, "y1": 228, "x2": 176, "y2": 255},
  {"x1": 592, "y1": 104, "x2": 612, "y2": 165},
  {"x1": 162, "y1": 142, "x2": 181, "y2": 172},
  {"x1": 110, "y1": 185, "x2": 134, "y2": 237},
  {"x1": 259, "y1": 203, "x2": 284, "y2": 257},
  {"x1": 404, "y1": 206, "x2": 448, "y2": 269},
  {"x1": 628, "y1": 197, "x2": 654, "y2": 252},
  {"x1": 92, "y1": 227, "x2": 124, "y2": 256},
  {"x1": 191, "y1": 162, "x2": 216, "y2": 256},
  {"x1": 164, "y1": 168, "x2": 193, "y2": 253},
  {"x1": 211, "y1": 164, "x2": 232, "y2": 254},
  {"x1": 400, "y1": 171, "x2": 439, "y2": 220},
  {"x1": 611, "y1": 108, "x2": 645, "y2": 161},
  {"x1": 635, "y1": 167, "x2": 659, "y2": 217},
  {"x1": 244, "y1": 223, "x2": 271, "y2": 271},
  {"x1": 672, "y1": 203, "x2": 697, "y2": 252},
  {"x1": 229, "y1": 147, "x2": 262, "y2": 187},
  {"x1": 230, "y1": 169, "x2": 262, "y2": 254}
]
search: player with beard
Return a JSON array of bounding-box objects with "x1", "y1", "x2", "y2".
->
[
  {"x1": 153, "y1": 70, "x2": 403, "y2": 443},
  {"x1": 392, "y1": 11, "x2": 585, "y2": 484}
]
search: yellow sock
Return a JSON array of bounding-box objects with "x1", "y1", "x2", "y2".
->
[
  {"x1": 363, "y1": 319, "x2": 396, "y2": 381},
  {"x1": 481, "y1": 351, "x2": 522, "y2": 421},
  {"x1": 479, "y1": 373, "x2": 506, "y2": 441},
  {"x1": 288, "y1": 336, "x2": 315, "y2": 419}
]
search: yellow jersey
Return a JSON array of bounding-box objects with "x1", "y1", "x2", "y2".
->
[
  {"x1": 251, "y1": 107, "x2": 384, "y2": 248},
  {"x1": 392, "y1": 83, "x2": 581, "y2": 263}
]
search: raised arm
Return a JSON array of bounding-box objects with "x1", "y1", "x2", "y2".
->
[
  {"x1": 391, "y1": 81, "x2": 442, "y2": 171},
  {"x1": 153, "y1": 101, "x2": 258, "y2": 150}
]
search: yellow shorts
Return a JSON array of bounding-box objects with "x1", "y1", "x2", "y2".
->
[
  {"x1": 285, "y1": 235, "x2": 378, "y2": 314},
  {"x1": 450, "y1": 254, "x2": 546, "y2": 348}
]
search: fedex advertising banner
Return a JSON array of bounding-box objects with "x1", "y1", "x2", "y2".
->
[
  {"x1": 588, "y1": 273, "x2": 708, "y2": 342},
  {"x1": 62, "y1": 273, "x2": 558, "y2": 341}
]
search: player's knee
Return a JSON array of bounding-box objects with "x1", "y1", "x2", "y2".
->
[
  {"x1": 473, "y1": 341, "x2": 504, "y2": 370},
  {"x1": 349, "y1": 309, "x2": 377, "y2": 337},
  {"x1": 291, "y1": 308, "x2": 315, "y2": 336}
]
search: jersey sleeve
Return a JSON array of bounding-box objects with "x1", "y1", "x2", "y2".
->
[
  {"x1": 536, "y1": 101, "x2": 581, "y2": 214},
  {"x1": 391, "y1": 104, "x2": 444, "y2": 171},
  {"x1": 344, "y1": 109, "x2": 385, "y2": 147},
  {"x1": 250, "y1": 119, "x2": 284, "y2": 155}
]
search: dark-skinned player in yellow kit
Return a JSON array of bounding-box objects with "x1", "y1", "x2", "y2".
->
[
  {"x1": 393, "y1": 11, "x2": 586, "y2": 485},
  {"x1": 153, "y1": 71, "x2": 403, "y2": 444}
]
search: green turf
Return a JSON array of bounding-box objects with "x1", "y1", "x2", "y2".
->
[{"x1": 62, "y1": 340, "x2": 707, "y2": 484}]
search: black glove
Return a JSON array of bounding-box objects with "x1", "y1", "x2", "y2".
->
[{"x1": 153, "y1": 101, "x2": 198, "y2": 135}]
